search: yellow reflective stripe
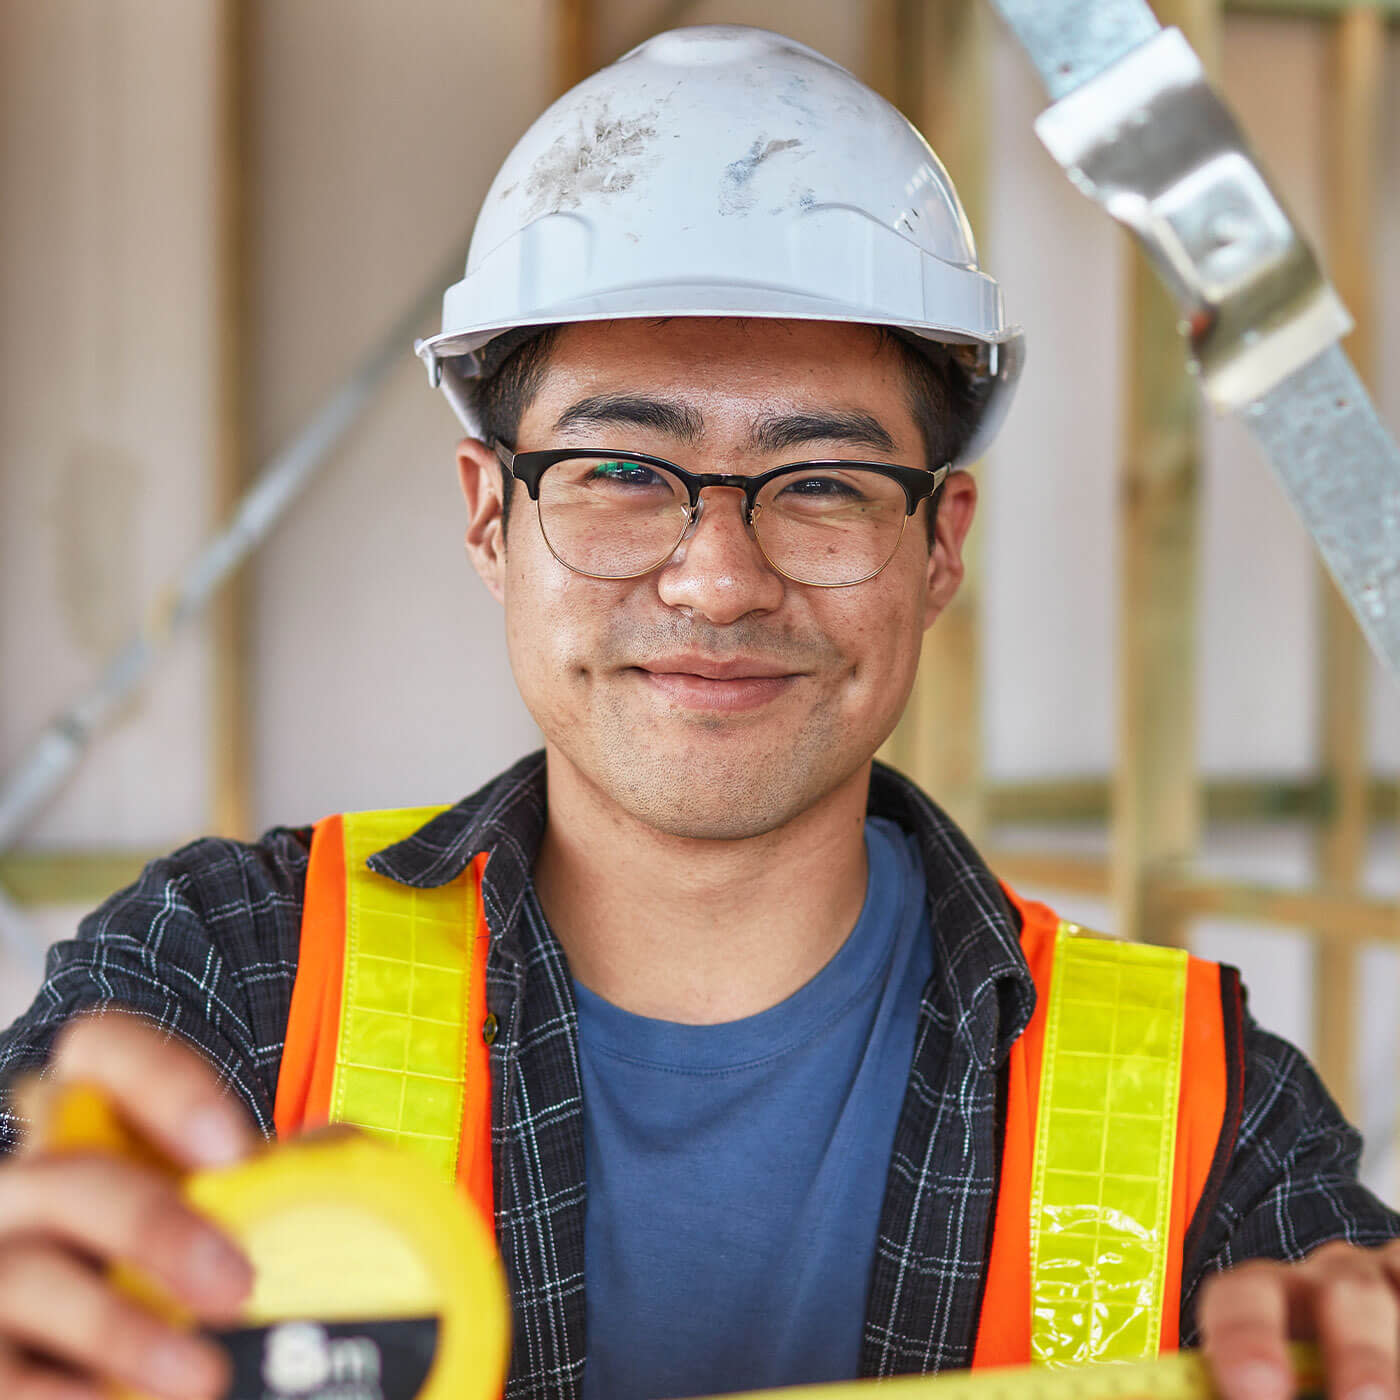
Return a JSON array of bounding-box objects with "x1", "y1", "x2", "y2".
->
[
  {"x1": 1030, "y1": 925, "x2": 1188, "y2": 1365},
  {"x1": 330, "y1": 807, "x2": 473, "y2": 1185}
]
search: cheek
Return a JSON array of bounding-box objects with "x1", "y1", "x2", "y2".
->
[
  {"x1": 502, "y1": 538, "x2": 572, "y2": 702},
  {"x1": 816, "y1": 567, "x2": 927, "y2": 684},
  {"x1": 501, "y1": 545, "x2": 621, "y2": 718}
]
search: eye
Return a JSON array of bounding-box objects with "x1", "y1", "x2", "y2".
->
[
  {"x1": 586, "y1": 459, "x2": 665, "y2": 487},
  {"x1": 774, "y1": 472, "x2": 870, "y2": 502}
]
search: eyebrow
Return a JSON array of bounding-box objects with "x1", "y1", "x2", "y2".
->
[
  {"x1": 747, "y1": 410, "x2": 895, "y2": 457},
  {"x1": 551, "y1": 395, "x2": 897, "y2": 457},
  {"x1": 552, "y1": 394, "x2": 704, "y2": 445}
]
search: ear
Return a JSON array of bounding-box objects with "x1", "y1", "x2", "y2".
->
[
  {"x1": 457, "y1": 438, "x2": 508, "y2": 603},
  {"x1": 922, "y1": 469, "x2": 977, "y2": 630}
]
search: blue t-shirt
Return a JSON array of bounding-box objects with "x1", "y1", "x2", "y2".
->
[{"x1": 574, "y1": 816, "x2": 934, "y2": 1400}]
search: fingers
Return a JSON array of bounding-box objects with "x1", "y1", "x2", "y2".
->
[
  {"x1": 0, "y1": 1156, "x2": 251, "y2": 1320},
  {"x1": 0, "y1": 1014, "x2": 256, "y2": 1396},
  {"x1": 0, "y1": 1243, "x2": 229, "y2": 1400},
  {"x1": 1307, "y1": 1244, "x2": 1399, "y2": 1400},
  {"x1": 1200, "y1": 1260, "x2": 1295, "y2": 1400},
  {"x1": 0, "y1": 1339, "x2": 104, "y2": 1400},
  {"x1": 48, "y1": 1011, "x2": 256, "y2": 1169},
  {"x1": 1201, "y1": 1246, "x2": 1400, "y2": 1400}
]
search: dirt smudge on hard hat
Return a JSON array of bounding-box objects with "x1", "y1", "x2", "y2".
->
[
  {"x1": 719, "y1": 138, "x2": 802, "y2": 215},
  {"x1": 522, "y1": 103, "x2": 659, "y2": 220}
]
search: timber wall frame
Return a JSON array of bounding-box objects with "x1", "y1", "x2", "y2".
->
[{"x1": 2, "y1": 0, "x2": 1395, "y2": 1144}]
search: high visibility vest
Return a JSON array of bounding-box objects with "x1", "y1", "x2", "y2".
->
[
  {"x1": 273, "y1": 809, "x2": 495, "y2": 1226},
  {"x1": 274, "y1": 808, "x2": 1240, "y2": 1369}
]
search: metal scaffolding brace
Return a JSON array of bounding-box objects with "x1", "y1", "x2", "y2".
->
[{"x1": 990, "y1": 0, "x2": 1400, "y2": 689}]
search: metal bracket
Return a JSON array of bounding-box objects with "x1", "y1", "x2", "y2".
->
[{"x1": 1034, "y1": 27, "x2": 1351, "y2": 410}]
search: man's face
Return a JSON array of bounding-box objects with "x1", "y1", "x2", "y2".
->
[{"x1": 458, "y1": 317, "x2": 976, "y2": 840}]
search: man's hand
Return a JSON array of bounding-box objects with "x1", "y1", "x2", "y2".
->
[
  {"x1": 1200, "y1": 1242, "x2": 1400, "y2": 1400},
  {"x1": 0, "y1": 1010, "x2": 256, "y2": 1400}
]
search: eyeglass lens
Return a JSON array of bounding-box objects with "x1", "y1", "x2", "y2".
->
[{"x1": 534, "y1": 457, "x2": 909, "y2": 586}]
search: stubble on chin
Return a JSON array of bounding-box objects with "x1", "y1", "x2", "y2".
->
[
  {"x1": 532, "y1": 614, "x2": 893, "y2": 839},
  {"x1": 563, "y1": 676, "x2": 854, "y2": 840}
]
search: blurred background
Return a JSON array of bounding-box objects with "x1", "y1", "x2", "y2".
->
[{"x1": 2, "y1": 0, "x2": 1398, "y2": 1190}]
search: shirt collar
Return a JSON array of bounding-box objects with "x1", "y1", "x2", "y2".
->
[
  {"x1": 366, "y1": 748, "x2": 546, "y2": 887},
  {"x1": 367, "y1": 750, "x2": 1033, "y2": 1068},
  {"x1": 865, "y1": 763, "x2": 1034, "y2": 1068},
  {"x1": 365, "y1": 749, "x2": 547, "y2": 970}
]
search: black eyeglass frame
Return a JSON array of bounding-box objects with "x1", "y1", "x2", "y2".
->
[
  {"x1": 492, "y1": 440, "x2": 951, "y2": 587},
  {"x1": 494, "y1": 441, "x2": 949, "y2": 515}
]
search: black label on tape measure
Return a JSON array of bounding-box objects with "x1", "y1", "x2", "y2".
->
[{"x1": 211, "y1": 1316, "x2": 440, "y2": 1400}]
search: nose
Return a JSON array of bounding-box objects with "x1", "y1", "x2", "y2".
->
[{"x1": 654, "y1": 485, "x2": 785, "y2": 623}]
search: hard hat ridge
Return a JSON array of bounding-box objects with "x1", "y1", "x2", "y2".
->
[{"x1": 418, "y1": 24, "x2": 1024, "y2": 465}]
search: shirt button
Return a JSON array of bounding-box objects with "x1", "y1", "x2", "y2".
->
[{"x1": 482, "y1": 1013, "x2": 499, "y2": 1046}]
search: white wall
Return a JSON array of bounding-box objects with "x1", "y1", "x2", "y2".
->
[
  {"x1": 1, "y1": 2, "x2": 218, "y2": 849},
  {"x1": 247, "y1": 0, "x2": 552, "y2": 823}
]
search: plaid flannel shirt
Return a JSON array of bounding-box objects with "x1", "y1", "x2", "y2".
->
[{"x1": 1, "y1": 752, "x2": 1396, "y2": 1398}]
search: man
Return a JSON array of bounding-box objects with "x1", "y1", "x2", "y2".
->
[{"x1": 0, "y1": 24, "x2": 1397, "y2": 1400}]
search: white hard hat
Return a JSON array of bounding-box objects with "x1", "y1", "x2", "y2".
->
[{"x1": 417, "y1": 24, "x2": 1024, "y2": 464}]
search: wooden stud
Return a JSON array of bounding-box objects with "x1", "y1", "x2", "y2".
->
[
  {"x1": 986, "y1": 775, "x2": 1400, "y2": 826},
  {"x1": 556, "y1": 0, "x2": 596, "y2": 96},
  {"x1": 875, "y1": 1, "x2": 990, "y2": 841},
  {"x1": 989, "y1": 778, "x2": 1133, "y2": 826},
  {"x1": 1151, "y1": 874, "x2": 1400, "y2": 946},
  {"x1": 1112, "y1": 0, "x2": 1220, "y2": 947},
  {"x1": 871, "y1": 0, "x2": 912, "y2": 777},
  {"x1": 1225, "y1": 0, "x2": 1399, "y2": 17},
  {"x1": 985, "y1": 849, "x2": 1400, "y2": 947},
  {"x1": 612, "y1": 0, "x2": 708, "y2": 64},
  {"x1": 210, "y1": 0, "x2": 253, "y2": 841},
  {"x1": 0, "y1": 851, "x2": 164, "y2": 908},
  {"x1": 864, "y1": 0, "x2": 902, "y2": 106},
  {"x1": 908, "y1": 0, "x2": 990, "y2": 843},
  {"x1": 1313, "y1": 3, "x2": 1383, "y2": 1121},
  {"x1": 985, "y1": 849, "x2": 1114, "y2": 898}
]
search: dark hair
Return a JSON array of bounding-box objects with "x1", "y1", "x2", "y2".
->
[
  {"x1": 474, "y1": 323, "x2": 983, "y2": 544},
  {"x1": 876, "y1": 329, "x2": 985, "y2": 539},
  {"x1": 474, "y1": 327, "x2": 564, "y2": 539}
]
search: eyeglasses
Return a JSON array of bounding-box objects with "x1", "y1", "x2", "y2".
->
[{"x1": 494, "y1": 443, "x2": 950, "y2": 587}]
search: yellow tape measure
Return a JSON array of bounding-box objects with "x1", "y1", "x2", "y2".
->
[
  {"x1": 698, "y1": 1347, "x2": 1324, "y2": 1400},
  {"x1": 39, "y1": 1083, "x2": 510, "y2": 1400}
]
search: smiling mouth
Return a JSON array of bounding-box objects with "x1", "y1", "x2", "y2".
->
[{"x1": 630, "y1": 664, "x2": 800, "y2": 713}]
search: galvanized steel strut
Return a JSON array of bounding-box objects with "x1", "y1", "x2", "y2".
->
[{"x1": 987, "y1": 0, "x2": 1400, "y2": 685}]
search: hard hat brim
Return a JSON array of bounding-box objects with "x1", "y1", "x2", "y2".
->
[{"x1": 417, "y1": 288, "x2": 1023, "y2": 466}]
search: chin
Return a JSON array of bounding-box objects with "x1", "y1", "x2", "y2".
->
[
  {"x1": 616, "y1": 793, "x2": 804, "y2": 842},
  {"x1": 590, "y1": 730, "x2": 862, "y2": 841}
]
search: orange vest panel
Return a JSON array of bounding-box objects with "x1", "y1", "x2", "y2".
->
[
  {"x1": 971, "y1": 889, "x2": 1233, "y2": 1366},
  {"x1": 274, "y1": 815, "x2": 494, "y2": 1228}
]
